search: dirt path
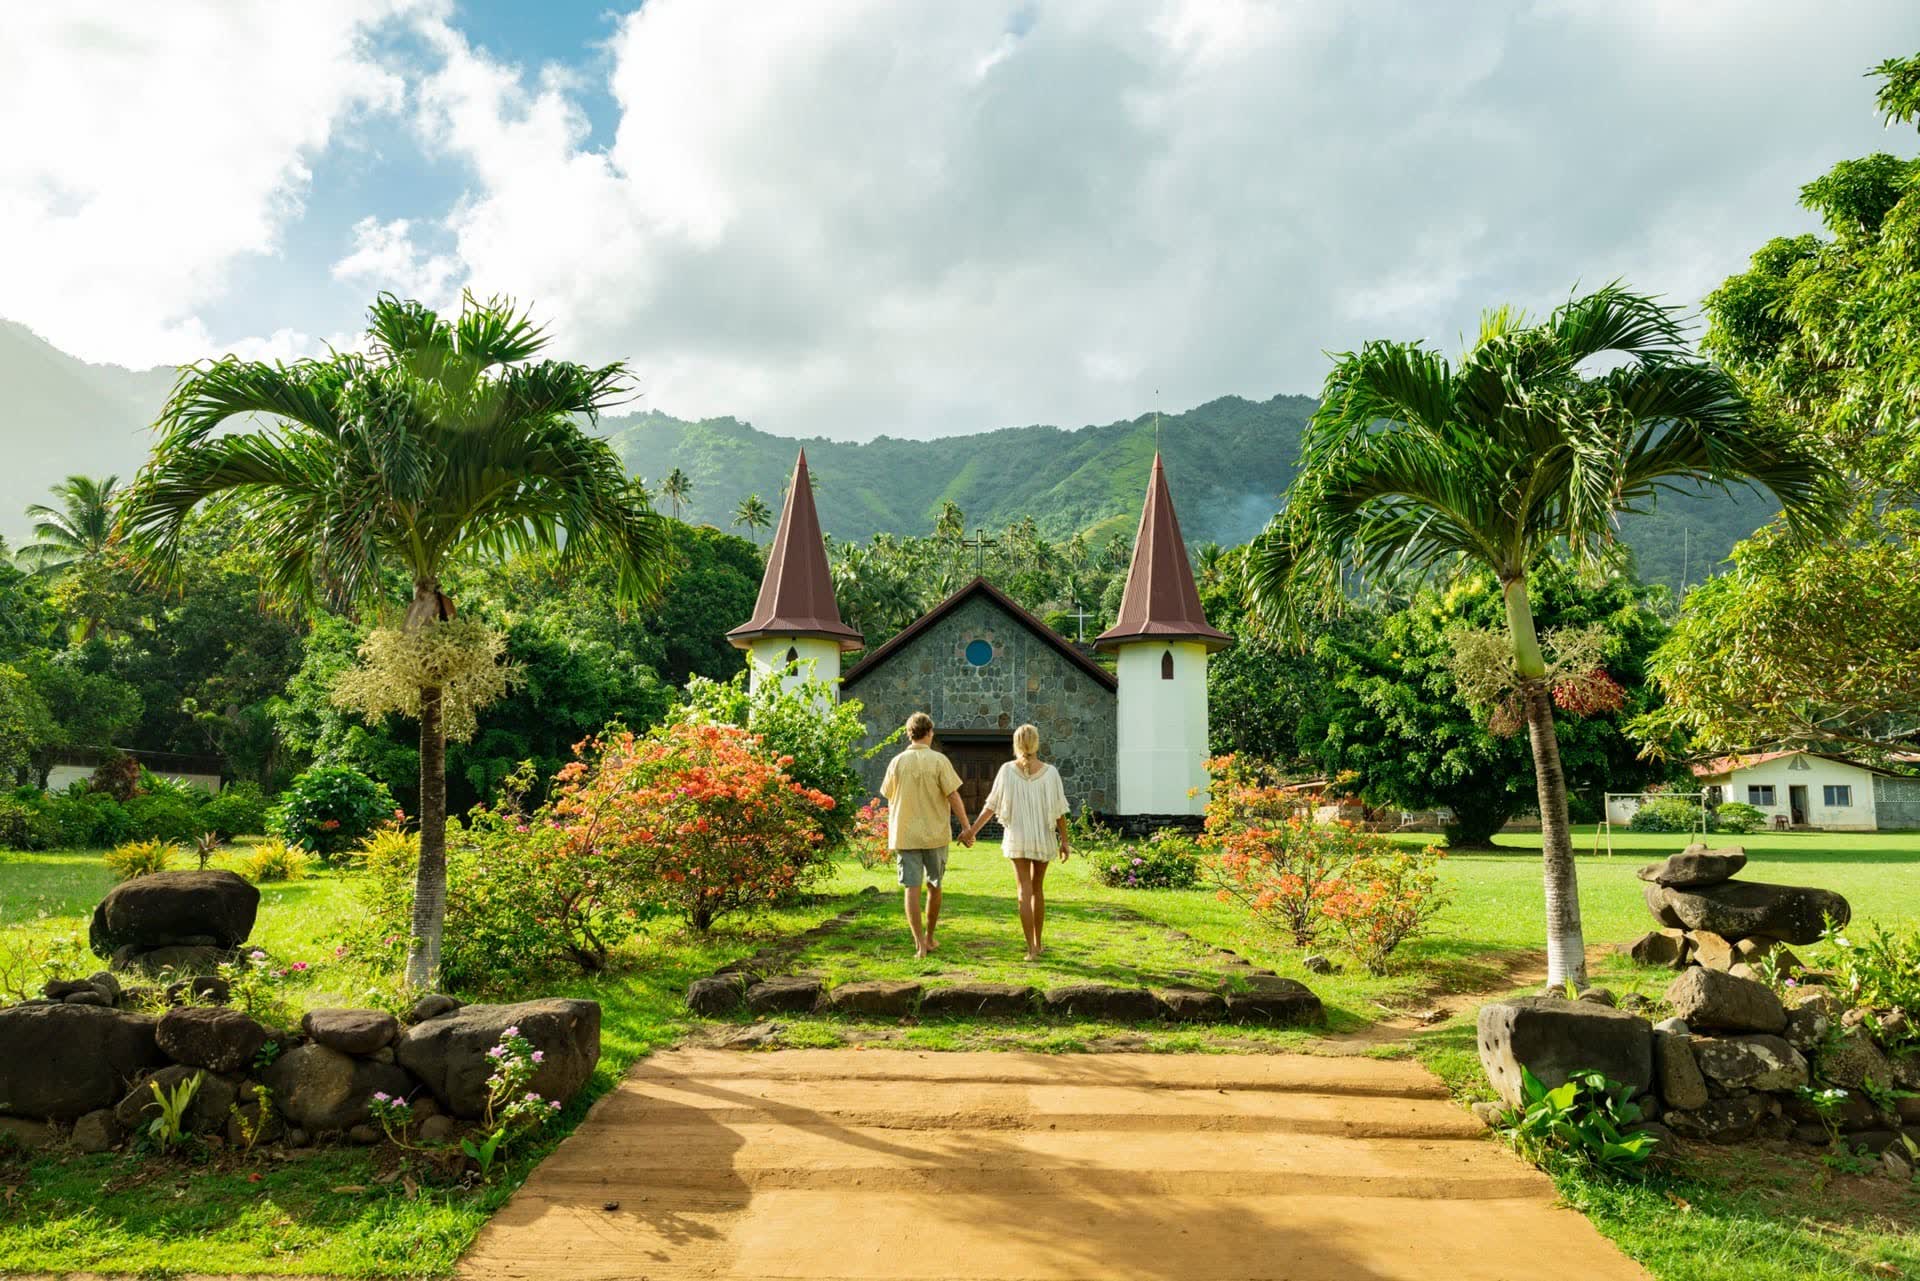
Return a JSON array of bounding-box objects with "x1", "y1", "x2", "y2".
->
[{"x1": 457, "y1": 1048, "x2": 1647, "y2": 1280}]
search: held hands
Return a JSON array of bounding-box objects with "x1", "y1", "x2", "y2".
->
[{"x1": 957, "y1": 822, "x2": 976, "y2": 848}]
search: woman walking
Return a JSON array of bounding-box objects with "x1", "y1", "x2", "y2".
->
[{"x1": 964, "y1": 724, "x2": 1070, "y2": 961}]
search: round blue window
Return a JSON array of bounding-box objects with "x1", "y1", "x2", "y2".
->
[{"x1": 965, "y1": 639, "x2": 994, "y2": 667}]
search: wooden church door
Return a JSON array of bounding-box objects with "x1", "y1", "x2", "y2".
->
[{"x1": 941, "y1": 737, "x2": 1011, "y2": 832}]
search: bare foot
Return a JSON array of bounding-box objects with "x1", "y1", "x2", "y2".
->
[
  {"x1": 925, "y1": 935, "x2": 939, "y2": 953},
  {"x1": 1024, "y1": 948, "x2": 1040, "y2": 962}
]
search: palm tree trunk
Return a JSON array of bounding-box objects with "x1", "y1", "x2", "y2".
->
[
  {"x1": 406, "y1": 682, "x2": 447, "y2": 990},
  {"x1": 1503, "y1": 575, "x2": 1588, "y2": 989}
]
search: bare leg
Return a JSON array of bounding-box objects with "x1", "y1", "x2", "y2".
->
[
  {"x1": 926, "y1": 885, "x2": 942, "y2": 950},
  {"x1": 904, "y1": 886, "x2": 928, "y2": 957},
  {"x1": 1013, "y1": 858, "x2": 1039, "y2": 958},
  {"x1": 1031, "y1": 859, "x2": 1050, "y2": 954}
]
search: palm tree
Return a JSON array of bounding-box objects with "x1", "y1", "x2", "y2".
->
[
  {"x1": 124, "y1": 294, "x2": 668, "y2": 989},
  {"x1": 1248, "y1": 285, "x2": 1839, "y2": 988},
  {"x1": 933, "y1": 499, "x2": 964, "y2": 542},
  {"x1": 661, "y1": 467, "x2": 692, "y2": 520},
  {"x1": 19, "y1": 475, "x2": 119, "y2": 573},
  {"x1": 733, "y1": 493, "x2": 772, "y2": 542}
]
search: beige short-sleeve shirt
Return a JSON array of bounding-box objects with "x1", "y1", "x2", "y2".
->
[{"x1": 881, "y1": 742, "x2": 962, "y2": 850}]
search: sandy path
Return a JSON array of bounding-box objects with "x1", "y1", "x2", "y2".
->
[{"x1": 457, "y1": 1049, "x2": 1647, "y2": 1281}]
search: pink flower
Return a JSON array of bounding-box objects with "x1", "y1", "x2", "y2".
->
[
  {"x1": 503, "y1": 1025, "x2": 520, "y2": 1038},
  {"x1": 549, "y1": 1100, "x2": 561, "y2": 1111},
  {"x1": 248, "y1": 949, "x2": 267, "y2": 962},
  {"x1": 291, "y1": 961, "x2": 309, "y2": 972},
  {"x1": 531, "y1": 1050, "x2": 545, "y2": 1064},
  {"x1": 333, "y1": 945, "x2": 348, "y2": 958}
]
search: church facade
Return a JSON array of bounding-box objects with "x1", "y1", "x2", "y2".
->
[{"x1": 727, "y1": 450, "x2": 1230, "y2": 827}]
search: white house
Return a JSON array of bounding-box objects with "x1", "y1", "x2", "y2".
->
[{"x1": 1691, "y1": 750, "x2": 1920, "y2": 832}]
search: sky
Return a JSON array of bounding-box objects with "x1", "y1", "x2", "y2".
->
[{"x1": 1, "y1": 0, "x2": 1915, "y2": 440}]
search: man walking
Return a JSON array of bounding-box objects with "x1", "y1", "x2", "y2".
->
[{"x1": 880, "y1": 712, "x2": 972, "y2": 957}]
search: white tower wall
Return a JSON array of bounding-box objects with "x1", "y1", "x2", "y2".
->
[
  {"x1": 746, "y1": 636, "x2": 842, "y2": 704},
  {"x1": 1114, "y1": 640, "x2": 1210, "y2": 815}
]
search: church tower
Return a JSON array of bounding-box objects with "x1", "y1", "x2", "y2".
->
[
  {"x1": 1095, "y1": 454, "x2": 1231, "y2": 816},
  {"x1": 726, "y1": 450, "x2": 863, "y2": 698}
]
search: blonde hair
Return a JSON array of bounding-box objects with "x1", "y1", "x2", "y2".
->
[
  {"x1": 906, "y1": 712, "x2": 934, "y2": 741},
  {"x1": 1013, "y1": 723, "x2": 1040, "y2": 762}
]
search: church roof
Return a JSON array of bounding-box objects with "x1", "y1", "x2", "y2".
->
[
  {"x1": 1094, "y1": 453, "x2": 1232, "y2": 653},
  {"x1": 842, "y1": 577, "x2": 1117, "y2": 693},
  {"x1": 726, "y1": 450, "x2": 864, "y2": 652}
]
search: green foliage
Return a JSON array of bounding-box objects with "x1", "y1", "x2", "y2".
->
[
  {"x1": 1711, "y1": 801, "x2": 1767, "y2": 835},
  {"x1": 1628, "y1": 796, "x2": 1706, "y2": 834},
  {"x1": 123, "y1": 792, "x2": 206, "y2": 843},
  {"x1": 199, "y1": 782, "x2": 269, "y2": 839},
  {"x1": 143, "y1": 1071, "x2": 202, "y2": 1151},
  {"x1": 35, "y1": 786, "x2": 131, "y2": 848},
  {"x1": 1320, "y1": 843, "x2": 1450, "y2": 975},
  {"x1": 0, "y1": 664, "x2": 52, "y2": 785},
  {"x1": 269, "y1": 765, "x2": 396, "y2": 857},
  {"x1": 233, "y1": 839, "x2": 309, "y2": 884},
  {"x1": 1820, "y1": 920, "x2": 1920, "y2": 1049},
  {"x1": 1087, "y1": 829, "x2": 1202, "y2": 890},
  {"x1": 0, "y1": 794, "x2": 53, "y2": 850},
  {"x1": 104, "y1": 838, "x2": 178, "y2": 881},
  {"x1": 1498, "y1": 1066, "x2": 1658, "y2": 1176}
]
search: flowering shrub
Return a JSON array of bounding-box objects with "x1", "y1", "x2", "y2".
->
[
  {"x1": 461, "y1": 1025, "x2": 562, "y2": 1177},
  {"x1": 1089, "y1": 829, "x2": 1201, "y2": 890},
  {"x1": 105, "y1": 838, "x2": 178, "y2": 881},
  {"x1": 368, "y1": 1090, "x2": 418, "y2": 1142},
  {"x1": 1320, "y1": 845, "x2": 1450, "y2": 974},
  {"x1": 1820, "y1": 920, "x2": 1919, "y2": 1050},
  {"x1": 269, "y1": 765, "x2": 396, "y2": 858},
  {"x1": 850, "y1": 798, "x2": 893, "y2": 870}
]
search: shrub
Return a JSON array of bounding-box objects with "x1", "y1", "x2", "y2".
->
[
  {"x1": 0, "y1": 795, "x2": 53, "y2": 851},
  {"x1": 87, "y1": 751, "x2": 142, "y2": 801},
  {"x1": 1711, "y1": 801, "x2": 1767, "y2": 835},
  {"x1": 1320, "y1": 845, "x2": 1451, "y2": 974},
  {"x1": 1204, "y1": 755, "x2": 1360, "y2": 947},
  {"x1": 352, "y1": 823, "x2": 419, "y2": 872},
  {"x1": 124, "y1": 793, "x2": 205, "y2": 843},
  {"x1": 38, "y1": 787, "x2": 131, "y2": 848},
  {"x1": 1497, "y1": 1066, "x2": 1659, "y2": 1176},
  {"x1": 849, "y1": 798, "x2": 893, "y2": 870},
  {"x1": 235, "y1": 839, "x2": 309, "y2": 883},
  {"x1": 106, "y1": 839, "x2": 179, "y2": 881},
  {"x1": 1627, "y1": 795, "x2": 1705, "y2": 833},
  {"x1": 270, "y1": 765, "x2": 396, "y2": 857},
  {"x1": 1821, "y1": 920, "x2": 1919, "y2": 1050},
  {"x1": 201, "y1": 782, "x2": 269, "y2": 839},
  {"x1": 1089, "y1": 829, "x2": 1202, "y2": 890}
]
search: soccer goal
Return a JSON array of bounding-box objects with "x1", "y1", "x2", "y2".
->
[{"x1": 1594, "y1": 790, "x2": 1709, "y2": 856}]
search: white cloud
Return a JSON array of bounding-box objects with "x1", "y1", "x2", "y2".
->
[
  {"x1": 0, "y1": 1, "x2": 424, "y2": 367},
  {"x1": 332, "y1": 216, "x2": 461, "y2": 307}
]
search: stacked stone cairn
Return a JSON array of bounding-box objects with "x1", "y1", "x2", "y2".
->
[
  {"x1": 0, "y1": 870, "x2": 601, "y2": 1155},
  {"x1": 1480, "y1": 846, "x2": 1917, "y2": 1176}
]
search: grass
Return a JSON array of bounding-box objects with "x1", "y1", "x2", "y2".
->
[{"x1": 1, "y1": 825, "x2": 1916, "y2": 1277}]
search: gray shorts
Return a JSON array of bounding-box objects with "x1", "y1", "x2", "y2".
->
[{"x1": 896, "y1": 847, "x2": 949, "y2": 889}]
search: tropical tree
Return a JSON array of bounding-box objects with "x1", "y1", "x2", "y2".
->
[
  {"x1": 18, "y1": 475, "x2": 119, "y2": 574},
  {"x1": 123, "y1": 294, "x2": 669, "y2": 988},
  {"x1": 732, "y1": 493, "x2": 772, "y2": 542},
  {"x1": 1247, "y1": 285, "x2": 1839, "y2": 987},
  {"x1": 661, "y1": 467, "x2": 692, "y2": 520}
]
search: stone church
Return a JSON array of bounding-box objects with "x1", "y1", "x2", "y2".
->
[{"x1": 726, "y1": 451, "x2": 1230, "y2": 827}]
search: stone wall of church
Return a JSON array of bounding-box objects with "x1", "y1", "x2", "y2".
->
[{"x1": 844, "y1": 594, "x2": 1118, "y2": 812}]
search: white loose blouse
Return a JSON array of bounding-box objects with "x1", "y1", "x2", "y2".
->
[{"x1": 984, "y1": 760, "x2": 1070, "y2": 860}]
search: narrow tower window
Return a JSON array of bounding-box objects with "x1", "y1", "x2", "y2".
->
[
  {"x1": 786, "y1": 646, "x2": 800, "y2": 668},
  {"x1": 1160, "y1": 649, "x2": 1175, "y2": 680}
]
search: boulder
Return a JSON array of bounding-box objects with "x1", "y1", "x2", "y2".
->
[
  {"x1": 919, "y1": 983, "x2": 1038, "y2": 1019},
  {"x1": 302, "y1": 1009, "x2": 400, "y2": 1057},
  {"x1": 263, "y1": 1043, "x2": 415, "y2": 1131},
  {"x1": 418, "y1": 1114, "x2": 458, "y2": 1143},
  {"x1": 1157, "y1": 989, "x2": 1230, "y2": 1022},
  {"x1": 1636, "y1": 845, "x2": 1747, "y2": 889},
  {"x1": 1690, "y1": 1035, "x2": 1809, "y2": 1092},
  {"x1": 224, "y1": 1100, "x2": 283, "y2": 1149},
  {"x1": 407, "y1": 993, "x2": 464, "y2": 1024},
  {"x1": 1664, "y1": 968, "x2": 1786, "y2": 1034},
  {"x1": 1653, "y1": 1030, "x2": 1709, "y2": 1111},
  {"x1": 1302, "y1": 954, "x2": 1337, "y2": 975},
  {"x1": 164, "y1": 975, "x2": 231, "y2": 1005},
  {"x1": 0, "y1": 1003, "x2": 167, "y2": 1120},
  {"x1": 113, "y1": 1065, "x2": 238, "y2": 1135},
  {"x1": 1663, "y1": 1094, "x2": 1772, "y2": 1143},
  {"x1": 113, "y1": 944, "x2": 231, "y2": 976},
  {"x1": 1892, "y1": 1051, "x2": 1920, "y2": 1092},
  {"x1": 821, "y1": 981, "x2": 921, "y2": 1018},
  {"x1": 1627, "y1": 929, "x2": 1689, "y2": 969},
  {"x1": 155, "y1": 1006, "x2": 267, "y2": 1073},
  {"x1": 1783, "y1": 998, "x2": 1831, "y2": 1053},
  {"x1": 1043, "y1": 984, "x2": 1162, "y2": 1022},
  {"x1": 0, "y1": 1117, "x2": 56, "y2": 1149},
  {"x1": 686, "y1": 974, "x2": 749, "y2": 1017},
  {"x1": 744, "y1": 977, "x2": 825, "y2": 1016},
  {"x1": 395, "y1": 999, "x2": 600, "y2": 1120},
  {"x1": 1642, "y1": 881, "x2": 1850, "y2": 945},
  {"x1": 89, "y1": 870, "x2": 259, "y2": 959},
  {"x1": 45, "y1": 975, "x2": 118, "y2": 1005},
  {"x1": 1476, "y1": 997, "x2": 1654, "y2": 1109},
  {"x1": 1815, "y1": 1028, "x2": 1895, "y2": 1091},
  {"x1": 1688, "y1": 931, "x2": 1738, "y2": 972},
  {"x1": 1576, "y1": 988, "x2": 1617, "y2": 1007},
  {"x1": 70, "y1": 1108, "x2": 122, "y2": 1153},
  {"x1": 1782, "y1": 1088, "x2": 1881, "y2": 1132},
  {"x1": 1227, "y1": 978, "x2": 1325, "y2": 1026}
]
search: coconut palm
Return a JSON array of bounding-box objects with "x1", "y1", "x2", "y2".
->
[
  {"x1": 661, "y1": 467, "x2": 692, "y2": 520},
  {"x1": 123, "y1": 294, "x2": 669, "y2": 989},
  {"x1": 733, "y1": 493, "x2": 772, "y2": 542},
  {"x1": 18, "y1": 474, "x2": 120, "y2": 574},
  {"x1": 1247, "y1": 285, "x2": 1840, "y2": 988}
]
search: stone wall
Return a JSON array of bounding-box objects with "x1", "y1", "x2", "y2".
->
[{"x1": 845, "y1": 593, "x2": 1118, "y2": 812}]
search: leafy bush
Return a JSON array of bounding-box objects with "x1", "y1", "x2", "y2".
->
[
  {"x1": 234, "y1": 839, "x2": 309, "y2": 883},
  {"x1": 87, "y1": 751, "x2": 142, "y2": 801},
  {"x1": 352, "y1": 823, "x2": 418, "y2": 871},
  {"x1": 124, "y1": 793, "x2": 205, "y2": 843},
  {"x1": 1498, "y1": 1066, "x2": 1659, "y2": 1176},
  {"x1": 0, "y1": 795, "x2": 53, "y2": 851},
  {"x1": 106, "y1": 839, "x2": 179, "y2": 881},
  {"x1": 1320, "y1": 845, "x2": 1451, "y2": 974},
  {"x1": 1821, "y1": 920, "x2": 1919, "y2": 1050},
  {"x1": 1204, "y1": 754, "x2": 1364, "y2": 947},
  {"x1": 1627, "y1": 795, "x2": 1705, "y2": 833},
  {"x1": 40, "y1": 787, "x2": 132, "y2": 848},
  {"x1": 1711, "y1": 801, "x2": 1767, "y2": 835},
  {"x1": 1089, "y1": 829, "x2": 1202, "y2": 890},
  {"x1": 201, "y1": 782, "x2": 269, "y2": 839},
  {"x1": 270, "y1": 765, "x2": 396, "y2": 857}
]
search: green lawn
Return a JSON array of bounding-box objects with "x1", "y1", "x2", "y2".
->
[{"x1": 1, "y1": 826, "x2": 1916, "y2": 1278}]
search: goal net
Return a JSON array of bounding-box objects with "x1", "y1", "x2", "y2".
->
[{"x1": 1594, "y1": 791, "x2": 1709, "y2": 855}]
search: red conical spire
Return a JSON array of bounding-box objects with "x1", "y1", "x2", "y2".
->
[
  {"x1": 727, "y1": 450, "x2": 863, "y2": 651},
  {"x1": 1094, "y1": 454, "x2": 1231, "y2": 653}
]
